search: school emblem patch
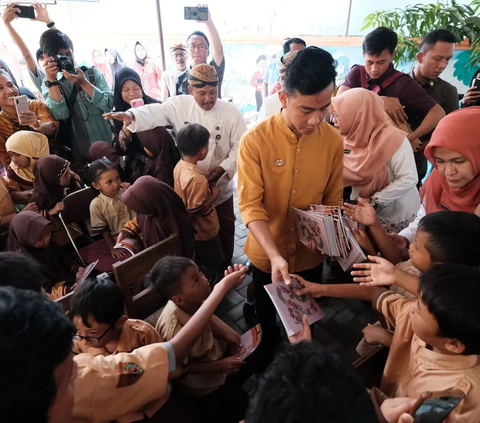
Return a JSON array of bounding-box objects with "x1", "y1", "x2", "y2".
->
[
  {"x1": 275, "y1": 158, "x2": 284, "y2": 166},
  {"x1": 117, "y1": 362, "x2": 144, "y2": 387}
]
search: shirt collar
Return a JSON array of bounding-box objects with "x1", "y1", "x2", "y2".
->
[
  {"x1": 274, "y1": 110, "x2": 301, "y2": 142},
  {"x1": 414, "y1": 335, "x2": 478, "y2": 370},
  {"x1": 410, "y1": 67, "x2": 437, "y2": 88},
  {"x1": 169, "y1": 301, "x2": 194, "y2": 327},
  {"x1": 192, "y1": 97, "x2": 218, "y2": 115},
  {"x1": 98, "y1": 190, "x2": 123, "y2": 204}
]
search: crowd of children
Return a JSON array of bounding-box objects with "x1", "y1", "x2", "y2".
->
[{"x1": 0, "y1": 3, "x2": 480, "y2": 422}]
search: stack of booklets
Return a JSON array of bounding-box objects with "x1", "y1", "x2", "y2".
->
[{"x1": 293, "y1": 205, "x2": 366, "y2": 271}]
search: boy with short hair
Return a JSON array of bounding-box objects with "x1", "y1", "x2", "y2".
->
[
  {"x1": 296, "y1": 264, "x2": 480, "y2": 422},
  {"x1": 149, "y1": 256, "x2": 248, "y2": 423},
  {"x1": 174, "y1": 123, "x2": 224, "y2": 278},
  {"x1": 71, "y1": 277, "x2": 162, "y2": 356}
]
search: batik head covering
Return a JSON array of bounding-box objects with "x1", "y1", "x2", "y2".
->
[
  {"x1": 331, "y1": 88, "x2": 406, "y2": 197},
  {"x1": 6, "y1": 131, "x2": 50, "y2": 183},
  {"x1": 122, "y1": 176, "x2": 195, "y2": 257},
  {"x1": 89, "y1": 141, "x2": 118, "y2": 163},
  {"x1": 280, "y1": 50, "x2": 301, "y2": 74},
  {"x1": 31, "y1": 155, "x2": 70, "y2": 210},
  {"x1": 421, "y1": 107, "x2": 480, "y2": 214},
  {"x1": 170, "y1": 43, "x2": 186, "y2": 54},
  {"x1": 188, "y1": 64, "x2": 219, "y2": 88}
]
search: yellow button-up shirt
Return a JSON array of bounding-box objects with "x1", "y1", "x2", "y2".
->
[{"x1": 238, "y1": 111, "x2": 344, "y2": 273}]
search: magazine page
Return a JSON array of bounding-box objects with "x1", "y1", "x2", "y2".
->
[
  {"x1": 264, "y1": 278, "x2": 325, "y2": 336},
  {"x1": 113, "y1": 238, "x2": 142, "y2": 256},
  {"x1": 77, "y1": 260, "x2": 99, "y2": 284},
  {"x1": 237, "y1": 324, "x2": 262, "y2": 360},
  {"x1": 336, "y1": 228, "x2": 367, "y2": 272},
  {"x1": 293, "y1": 208, "x2": 330, "y2": 255}
]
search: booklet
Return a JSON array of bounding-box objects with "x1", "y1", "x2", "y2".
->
[
  {"x1": 77, "y1": 260, "x2": 99, "y2": 284},
  {"x1": 113, "y1": 238, "x2": 142, "y2": 256},
  {"x1": 236, "y1": 324, "x2": 262, "y2": 360},
  {"x1": 293, "y1": 205, "x2": 366, "y2": 272},
  {"x1": 264, "y1": 278, "x2": 325, "y2": 336}
]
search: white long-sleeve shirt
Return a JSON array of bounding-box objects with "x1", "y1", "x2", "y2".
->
[
  {"x1": 127, "y1": 96, "x2": 247, "y2": 206},
  {"x1": 399, "y1": 204, "x2": 426, "y2": 244},
  {"x1": 350, "y1": 139, "x2": 421, "y2": 224}
]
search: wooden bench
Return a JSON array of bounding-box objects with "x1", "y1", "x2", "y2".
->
[{"x1": 353, "y1": 344, "x2": 389, "y2": 389}]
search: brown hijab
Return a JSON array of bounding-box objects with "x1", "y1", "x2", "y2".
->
[
  {"x1": 136, "y1": 127, "x2": 181, "y2": 187},
  {"x1": 89, "y1": 141, "x2": 118, "y2": 163},
  {"x1": 7, "y1": 211, "x2": 77, "y2": 290},
  {"x1": 121, "y1": 175, "x2": 195, "y2": 257}
]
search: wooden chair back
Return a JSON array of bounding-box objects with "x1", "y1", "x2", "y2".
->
[
  {"x1": 112, "y1": 234, "x2": 181, "y2": 319},
  {"x1": 353, "y1": 344, "x2": 389, "y2": 389}
]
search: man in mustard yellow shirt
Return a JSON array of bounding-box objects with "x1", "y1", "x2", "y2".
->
[{"x1": 238, "y1": 47, "x2": 344, "y2": 345}]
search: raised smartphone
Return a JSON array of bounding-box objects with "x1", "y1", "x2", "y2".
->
[
  {"x1": 130, "y1": 98, "x2": 144, "y2": 108},
  {"x1": 411, "y1": 390, "x2": 464, "y2": 423},
  {"x1": 15, "y1": 5, "x2": 35, "y2": 19},
  {"x1": 184, "y1": 6, "x2": 208, "y2": 21},
  {"x1": 14, "y1": 95, "x2": 30, "y2": 116}
]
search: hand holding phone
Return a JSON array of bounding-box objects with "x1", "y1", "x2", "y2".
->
[
  {"x1": 14, "y1": 5, "x2": 35, "y2": 19},
  {"x1": 130, "y1": 98, "x2": 144, "y2": 108},
  {"x1": 410, "y1": 390, "x2": 464, "y2": 423},
  {"x1": 14, "y1": 95, "x2": 30, "y2": 122},
  {"x1": 184, "y1": 6, "x2": 208, "y2": 21}
]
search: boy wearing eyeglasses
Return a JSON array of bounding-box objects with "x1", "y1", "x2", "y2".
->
[{"x1": 71, "y1": 277, "x2": 161, "y2": 356}]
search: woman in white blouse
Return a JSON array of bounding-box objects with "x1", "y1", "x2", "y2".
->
[{"x1": 331, "y1": 88, "x2": 420, "y2": 233}]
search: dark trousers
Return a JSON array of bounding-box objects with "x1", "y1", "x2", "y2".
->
[
  {"x1": 415, "y1": 151, "x2": 427, "y2": 188},
  {"x1": 215, "y1": 196, "x2": 235, "y2": 264},
  {"x1": 252, "y1": 263, "x2": 324, "y2": 354}
]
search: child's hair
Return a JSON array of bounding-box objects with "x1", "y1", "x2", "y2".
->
[
  {"x1": 245, "y1": 342, "x2": 379, "y2": 423},
  {"x1": 88, "y1": 158, "x2": 117, "y2": 186},
  {"x1": 176, "y1": 123, "x2": 210, "y2": 157},
  {"x1": 147, "y1": 256, "x2": 196, "y2": 299},
  {"x1": 0, "y1": 252, "x2": 43, "y2": 293},
  {"x1": 419, "y1": 264, "x2": 480, "y2": 355},
  {"x1": 70, "y1": 278, "x2": 125, "y2": 327},
  {"x1": 417, "y1": 211, "x2": 480, "y2": 266}
]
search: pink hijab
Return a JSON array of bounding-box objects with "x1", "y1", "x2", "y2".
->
[{"x1": 332, "y1": 88, "x2": 406, "y2": 197}]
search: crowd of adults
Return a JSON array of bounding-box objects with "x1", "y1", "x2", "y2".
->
[{"x1": 1, "y1": 2, "x2": 480, "y2": 423}]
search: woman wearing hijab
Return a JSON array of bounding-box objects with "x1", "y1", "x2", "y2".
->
[
  {"x1": 88, "y1": 140, "x2": 128, "y2": 182},
  {"x1": 110, "y1": 68, "x2": 159, "y2": 181},
  {"x1": 0, "y1": 69, "x2": 60, "y2": 169},
  {"x1": 32, "y1": 154, "x2": 82, "y2": 246},
  {"x1": 387, "y1": 107, "x2": 480, "y2": 248},
  {"x1": 331, "y1": 88, "x2": 420, "y2": 232},
  {"x1": 0, "y1": 59, "x2": 36, "y2": 100},
  {"x1": 5, "y1": 131, "x2": 49, "y2": 198},
  {"x1": 7, "y1": 211, "x2": 83, "y2": 299},
  {"x1": 133, "y1": 41, "x2": 162, "y2": 100},
  {"x1": 91, "y1": 49, "x2": 112, "y2": 88},
  {"x1": 104, "y1": 47, "x2": 126, "y2": 87},
  {"x1": 119, "y1": 175, "x2": 195, "y2": 258}
]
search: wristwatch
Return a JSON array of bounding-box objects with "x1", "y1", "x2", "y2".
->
[
  {"x1": 44, "y1": 80, "x2": 59, "y2": 88},
  {"x1": 370, "y1": 197, "x2": 380, "y2": 211}
]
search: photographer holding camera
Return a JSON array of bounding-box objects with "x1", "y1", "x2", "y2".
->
[{"x1": 40, "y1": 29, "x2": 113, "y2": 162}]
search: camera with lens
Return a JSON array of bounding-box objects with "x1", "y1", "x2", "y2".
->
[{"x1": 54, "y1": 54, "x2": 77, "y2": 75}]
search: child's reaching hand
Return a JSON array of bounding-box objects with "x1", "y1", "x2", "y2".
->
[
  {"x1": 222, "y1": 331, "x2": 242, "y2": 347},
  {"x1": 351, "y1": 255, "x2": 398, "y2": 287},
  {"x1": 288, "y1": 315, "x2": 311, "y2": 345},
  {"x1": 111, "y1": 249, "x2": 127, "y2": 259},
  {"x1": 342, "y1": 197, "x2": 378, "y2": 227},
  {"x1": 362, "y1": 323, "x2": 393, "y2": 347},
  {"x1": 120, "y1": 182, "x2": 131, "y2": 191},
  {"x1": 215, "y1": 264, "x2": 248, "y2": 294},
  {"x1": 49, "y1": 202, "x2": 65, "y2": 216},
  {"x1": 75, "y1": 267, "x2": 86, "y2": 283},
  {"x1": 217, "y1": 356, "x2": 245, "y2": 375},
  {"x1": 291, "y1": 274, "x2": 323, "y2": 298}
]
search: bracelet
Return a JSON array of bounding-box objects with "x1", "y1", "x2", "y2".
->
[
  {"x1": 32, "y1": 120, "x2": 42, "y2": 130},
  {"x1": 47, "y1": 21, "x2": 55, "y2": 28}
]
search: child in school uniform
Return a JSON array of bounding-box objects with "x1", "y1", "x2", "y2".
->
[
  {"x1": 173, "y1": 123, "x2": 224, "y2": 278},
  {"x1": 89, "y1": 158, "x2": 136, "y2": 258},
  {"x1": 149, "y1": 256, "x2": 249, "y2": 423},
  {"x1": 296, "y1": 264, "x2": 480, "y2": 423},
  {"x1": 71, "y1": 277, "x2": 161, "y2": 356}
]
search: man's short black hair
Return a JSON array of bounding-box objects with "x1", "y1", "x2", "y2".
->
[
  {"x1": 362, "y1": 27, "x2": 397, "y2": 56},
  {"x1": 418, "y1": 211, "x2": 480, "y2": 266},
  {"x1": 284, "y1": 46, "x2": 336, "y2": 96},
  {"x1": 246, "y1": 342, "x2": 379, "y2": 423},
  {"x1": 420, "y1": 29, "x2": 458, "y2": 53},
  {"x1": 283, "y1": 37, "x2": 306, "y2": 55},
  {"x1": 0, "y1": 252, "x2": 43, "y2": 292},
  {"x1": 39, "y1": 29, "x2": 74, "y2": 57},
  {"x1": 419, "y1": 264, "x2": 480, "y2": 355},
  {"x1": 147, "y1": 256, "x2": 196, "y2": 299},
  {"x1": 176, "y1": 123, "x2": 210, "y2": 157},
  {"x1": 186, "y1": 30, "x2": 210, "y2": 48},
  {"x1": 70, "y1": 278, "x2": 125, "y2": 327},
  {"x1": 0, "y1": 287, "x2": 75, "y2": 422}
]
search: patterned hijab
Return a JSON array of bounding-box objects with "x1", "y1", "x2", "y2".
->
[
  {"x1": 6, "y1": 131, "x2": 49, "y2": 183},
  {"x1": 122, "y1": 176, "x2": 195, "y2": 257}
]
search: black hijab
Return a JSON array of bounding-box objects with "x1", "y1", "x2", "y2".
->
[
  {"x1": 112, "y1": 68, "x2": 159, "y2": 133},
  {"x1": 134, "y1": 41, "x2": 147, "y2": 67}
]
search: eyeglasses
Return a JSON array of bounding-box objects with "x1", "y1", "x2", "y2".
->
[
  {"x1": 171, "y1": 52, "x2": 187, "y2": 59},
  {"x1": 74, "y1": 324, "x2": 113, "y2": 345},
  {"x1": 187, "y1": 44, "x2": 208, "y2": 51}
]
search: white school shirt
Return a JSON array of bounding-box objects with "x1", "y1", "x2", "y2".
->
[
  {"x1": 399, "y1": 204, "x2": 426, "y2": 244},
  {"x1": 127, "y1": 95, "x2": 247, "y2": 206},
  {"x1": 350, "y1": 139, "x2": 421, "y2": 225}
]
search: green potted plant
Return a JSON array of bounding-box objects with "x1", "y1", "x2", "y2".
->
[{"x1": 362, "y1": 0, "x2": 480, "y2": 73}]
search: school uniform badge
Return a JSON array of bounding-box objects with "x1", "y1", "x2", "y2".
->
[
  {"x1": 117, "y1": 362, "x2": 144, "y2": 387},
  {"x1": 275, "y1": 158, "x2": 284, "y2": 166}
]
